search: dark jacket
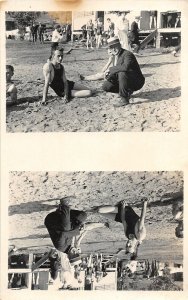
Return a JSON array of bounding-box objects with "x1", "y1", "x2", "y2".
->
[
  {"x1": 44, "y1": 211, "x2": 80, "y2": 252},
  {"x1": 109, "y1": 48, "x2": 144, "y2": 81}
]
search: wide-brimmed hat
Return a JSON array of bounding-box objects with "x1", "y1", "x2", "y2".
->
[{"x1": 107, "y1": 36, "x2": 121, "y2": 48}]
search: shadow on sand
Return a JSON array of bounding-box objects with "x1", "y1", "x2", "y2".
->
[{"x1": 133, "y1": 86, "x2": 181, "y2": 104}]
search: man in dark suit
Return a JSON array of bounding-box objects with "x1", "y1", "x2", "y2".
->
[
  {"x1": 102, "y1": 36, "x2": 145, "y2": 107},
  {"x1": 129, "y1": 16, "x2": 140, "y2": 53}
]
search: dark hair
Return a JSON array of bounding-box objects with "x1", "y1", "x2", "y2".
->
[
  {"x1": 130, "y1": 242, "x2": 140, "y2": 260},
  {"x1": 6, "y1": 65, "x2": 14, "y2": 72},
  {"x1": 107, "y1": 18, "x2": 111, "y2": 21},
  {"x1": 55, "y1": 24, "x2": 61, "y2": 30},
  {"x1": 175, "y1": 226, "x2": 183, "y2": 238}
]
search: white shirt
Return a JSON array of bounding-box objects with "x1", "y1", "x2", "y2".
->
[
  {"x1": 51, "y1": 29, "x2": 63, "y2": 43},
  {"x1": 116, "y1": 17, "x2": 129, "y2": 31}
]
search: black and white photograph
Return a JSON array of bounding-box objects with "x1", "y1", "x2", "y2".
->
[
  {"x1": 6, "y1": 9, "x2": 181, "y2": 132},
  {"x1": 8, "y1": 171, "x2": 183, "y2": 291}
]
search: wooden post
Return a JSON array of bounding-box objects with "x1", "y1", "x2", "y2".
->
[
  {"x1": 27, "y1": 253, "x2": 33, "y2": 289},
  {"x1": 156, "y1": 11, "x2": 162, "y2": 48}
]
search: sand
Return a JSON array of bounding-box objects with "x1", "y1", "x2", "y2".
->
[
  {"x1": 9, "y1": 171, "x2": 183, "y2": 262},
  {"x1": 6, "y1": 40, "x2": 181, "y2": 132}
]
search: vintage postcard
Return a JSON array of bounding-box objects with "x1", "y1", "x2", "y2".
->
[{"x1": 0, "y1": 1, "x2": 188, "y2": 300}]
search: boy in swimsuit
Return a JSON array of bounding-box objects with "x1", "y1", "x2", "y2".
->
[
  {"x1": 6, "y1": 65, "x2": 17, "y2": 106},
  {"x1": 42, "y1": 49, "x2": 93, "y2": 104},
  {"x1": 89, "y1": 198, "x2": 148, "y2": 258}
]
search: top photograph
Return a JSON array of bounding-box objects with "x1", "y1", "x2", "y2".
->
[{"x1": 5, "y1": 10, "x2": 181, "y2": 132}]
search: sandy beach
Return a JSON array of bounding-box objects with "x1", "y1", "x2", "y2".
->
[
  {"x1": 9, "y1": 171, "x2": 183, "y2": 262},
  {"x1": 6, "y1": 40, "x2": 181, "y2": 132}
]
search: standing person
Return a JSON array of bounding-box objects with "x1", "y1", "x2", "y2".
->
[
  {"x1": 42, "y1": 49, "x2": 93, "y2": 104},
  {"x1": 107, "y1": 18, "x2": 115, "y2": 38},
  {"x1": 129, "y1": 16, "x2": 140, "y2": 53},
  {"x1": 38, "y1": 22, "x2": 45, "y2": 44},
  {"x1": 115, "y1": 12, "x2": 130, "y2": 50},
  {"x1": 31, "y1": 22, "x2": 39, "y2": 43},
  {"x1": 149, "y1": 11, "x2": 157, "y2": 29},
  {"x1": 65, "y1": 21, "x2": 72, "y2": 42},
  {"x1": 94, "y1": 17, "x2": 104, "y2": 49},
  {"x1": 102, "y1": 36, "x2": 145, "y2": 107},
  {"x1": 51, "y1": 24, "x2": 64, "y2": 54},
  {"x1": 90, "y1": 199, "x2": 148, "y2": 258},
  {"x1": 86, "y1": 19, "x2": 94, "y2": 49}
]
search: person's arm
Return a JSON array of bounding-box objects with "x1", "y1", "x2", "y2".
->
[
  {"x1": 61, "y1": 66, "x2": 70, "y2": 103},
  {"x1": 7, "y1": 84, "x2": 17, "y2": 103},
  {"x1": 42, "y1": 63, "x2": 51, "y2": 103},
  {"x1": 109, "y1": 52, "x2": 133, "y2": 75},
  {"x1": 120, "y1": 200, "x2": 128, "y2": 238},
  {"x1": 63, "y1": 227, "x2": 81, "y2": 238},
  {"x1": 138, "y1": 199, "x2": 148, "y2": 231},
  {"x1": 101, "y1": 56, "x2": 113, "y2": 73}
]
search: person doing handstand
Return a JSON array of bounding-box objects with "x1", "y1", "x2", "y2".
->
[
  {"x1": 42, "y1": 49, "x2": 93, "y2": 104},
  {"x1": 90, "y1": 198, "x2": 148, "y2": 259}
]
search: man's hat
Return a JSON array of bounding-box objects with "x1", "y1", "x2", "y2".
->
[
  {"x1": 107, "y1": 36, "x2": 121, "y2": 48},
  {"x1": 70, "y1": 255, "x2": 82, "y2": 266}
]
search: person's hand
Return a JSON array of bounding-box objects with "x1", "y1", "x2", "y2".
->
[
  {"x1": 104, "y1": 70, "x2": 111, "y2": 79},
  {"x1": 64, "y1": 95, "x2": 71, "y2": 104},
  {"x1": 141, "y1": 198, "x2": 148, "y2": 205},
  {"x1": 121, "y1": 199, "x2": 128, "y2": 208},
  {"x1": 79, "y1": 224, "x2": 85, "y2": 233}
]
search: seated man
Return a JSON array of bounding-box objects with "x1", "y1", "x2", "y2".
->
[
  {"x1": 44, "y1": 201, "x2": 87, "y2": 254},
  {"x1": 6, "y1": 65, "x2": 17, "y2": 106},
  {"x1": 42, "y1": 49, "x2": 93, "y2": 104},
  {"x1": 102, "y1": 36, "x2": 145, "y2": 107},
  {"x1": 44, "y1": 198, "x2": 108, "y2": 255}
]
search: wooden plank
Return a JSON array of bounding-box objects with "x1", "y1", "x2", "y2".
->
[
  {"x1": 32, "y1": 252, "x2": 50, "y2": 272},
  {"x1": 8, "y1": 268, "x2": 50, "y2": 273},
  {"x1": 139, "y1": 29, "x2": 157, "y2": 49}
]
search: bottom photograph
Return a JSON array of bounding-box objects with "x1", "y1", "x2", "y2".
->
[{"x1": 8, "y1": 171, "x2": 183, "y2": 291}]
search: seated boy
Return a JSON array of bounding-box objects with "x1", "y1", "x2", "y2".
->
[
  {"x1": 6, "y1": 65, "x2": 17, "y2": 106},
  {"x1": 42, "y1": 48, "x2": 93, "y2": 104}
]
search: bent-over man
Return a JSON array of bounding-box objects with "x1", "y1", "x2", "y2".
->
[{"x1": 102, "y1": 36, "x2": 145, "y2": 107}]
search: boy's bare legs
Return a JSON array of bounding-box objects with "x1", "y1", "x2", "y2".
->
[
  {"x1": 71, "y1": 82, "x2": 94, "y2": 97},
  {"x1": 79, "y1": 73, "x2": 104, "y2": 81},
  {"x1": 87, "y1": 205, "x2": 118, "y2": 221}
]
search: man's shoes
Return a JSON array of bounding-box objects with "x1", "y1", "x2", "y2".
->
[
  {"x1": 78, "y1": 73, "x2": 85, "y2": 80},
  {"x1": 104, "y1": 222, "x2": 110, "y2": 229},
  {"x1": 114, "y1": 97, "x2": 130, "y2": 107}
]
